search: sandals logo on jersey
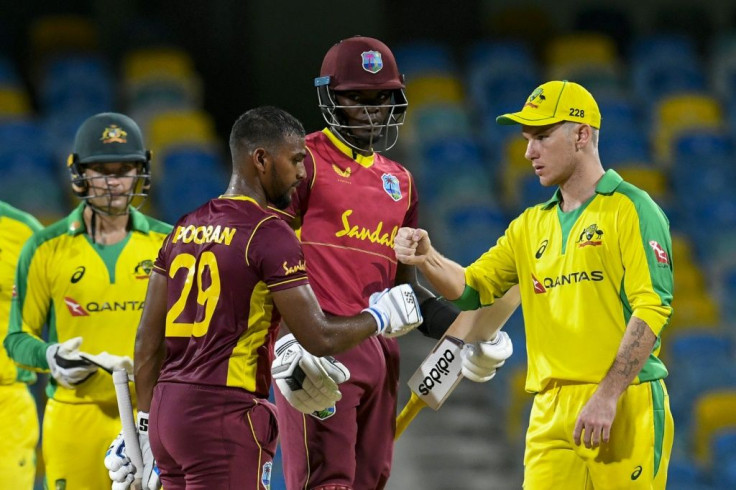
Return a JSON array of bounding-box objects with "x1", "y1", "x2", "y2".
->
[
  {"x1": 381, "y1": 173, "x2": 402, "y2": 201},
  {"x1": 335, "y1": 209, "x2": 398, "y2": 249},
  {"x1": 648, "y1": 240, "x2": 670, "y2": 266},
  {"x1": 282, "y1": 259, "x2": 306, "y2": 276},
  {"x1": 361, "y1": 50, "x2": 383, "y2": 74},
  {"x1": 100, "y1": 124, "x2": 127, "y2": 144},
  {"x1": 310, "y1": 405, "x2": 336, "y2": 420},
  {"x1": 577, "y1": 223, "x2": 604, "y2": 248},
  {"x1": 134, "y1": 259, "x2": 154, "y2": 279},
  {"x1": 261, "y1": 461, "x2": 272, "y2": 489}
]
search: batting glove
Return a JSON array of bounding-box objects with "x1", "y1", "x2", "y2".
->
[
  {"x1": 461, "y1": 331, "x2": 513, "y2": 383},
  {"x1": 363, "y1": 284, "x2": 423, "y2": 337},
  {"x1": 104, "y1": 413, "x2": 160, "y2": 490},
  {"x1": 45, "y1": 337, "x2": 98, "y2": 389},
  {"x1": 272, "y1": 334, "x2": 350, "y2": 414}
]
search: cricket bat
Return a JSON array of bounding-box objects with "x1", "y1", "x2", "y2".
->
[
  {"x1": 395, "y1": 285, "x2": 521, "y2": 440},
  {"x1": 113, "y1": 368, "x2": 144, "y2": 490}
]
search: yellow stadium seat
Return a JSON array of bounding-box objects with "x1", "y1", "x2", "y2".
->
[
  {"x1": 0, "y1": 87, "x2": 32, "y2": 116},
  {"x1": 673, "y1": 262, "x2": 706, "y2": 295},
  {"x1": 123, "y1": 47, "x2": 196, "y2": 83},
  {"x1": 545, "y1": 32, "x2": 618, "y2": 68},
  {"x1": 669, "y1": 294, "x2": 720, "y2": 330},
  {"x1": 501, "y1": 137, "x2": 533, "y2": 207},
  {"x1": 692, "y1": 390, "x2": 736, "y2": 465},
  {"x1": 146, "y1": 110, "x2": 218, "y2": 172},
  {"x1": 505, "y1": 364, "x2": 534, "y2": 443},
  {"x1": 615, "y1": 166, "x2": 669, "y2": 200},
  {"x1": 30, "y1": 15, "x2": 99, "y2": 58},
  {"x1": 671, "y1": 233, "x2": 695, "y2": 264},
  {"x1": 653, "y1": 94, "x2": 724, "y2": 162},
  {"x1": 405, "y1": 75, "x2": 464, "y2": 108}
]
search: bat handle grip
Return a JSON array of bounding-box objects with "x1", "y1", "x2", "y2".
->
[
  {"x1": 395, "y1": 393, "x2": 427, "y2": 440},
  {"x1": 113, "y1": 369, "x2": 144, "y2": 489}
]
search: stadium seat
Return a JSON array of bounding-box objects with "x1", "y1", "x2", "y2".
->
[
  {"x1": 598, "y1": 128, "x2": 651, "y2": 165},
  {"x1": 692, "y1": 390, "x2": 736, "y2": 466},
  {"x1": 123, "y1": 46, "x2": 196, "y2": 83},
  {"x1": 404, "y1": 103, "x2": 473, "y2": 147},
  {"x1": 545, "y1": 32, "x2": 619, "y2": 68},
  {"x1": 0, "y1": 55, "x2": 21, "y2": 85},
  {"x1": 405, "y1": 75, "x2": 464, "y2": 108},
  {"x1": 615, "y1": 167, "x2": 668, "y2": 201},
  {"x1": 652, "y1": 94, "x2": 724, "y2": 163},
  {"x1": 393, "y1": 40, "x2": 455, "y2": 78},
  {"x1": 146, "y1": 110, "x2": 218, "y2": 162},
  {"x1": 0, "y1": 87, "x2": 32, "y2": 116}
]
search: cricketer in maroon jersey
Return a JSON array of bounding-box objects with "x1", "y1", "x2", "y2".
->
[
  {"x1": 270, "y1": 37, "x2": 434, "y2": 490},
  {"x1": 120, "y1": 106, "x2": 423, "y2": 490},
  {"x1": 154, "y1": 196, "x2": 309, "y2": 396}
]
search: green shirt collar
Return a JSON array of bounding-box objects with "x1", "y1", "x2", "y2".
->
[
  {"x1": 541, "y1": 169, "x2": 623, "y2": 209},
  {"x1": 66, "y1": 203, "x2": 151, "y2": 235}
]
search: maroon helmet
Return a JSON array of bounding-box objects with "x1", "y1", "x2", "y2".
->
[{"x1": 315, "y1": 36, "x2": 408, "y2": 152}]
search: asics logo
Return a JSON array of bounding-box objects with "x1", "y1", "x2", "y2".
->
[
  {"x1": 535, "y1": 240, "x2": 548, "y2": 259},
  {"x1": 631, "y1": 465, "x2": 642, "y2": 480}
]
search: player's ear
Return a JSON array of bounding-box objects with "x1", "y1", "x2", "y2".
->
[{"x1": 253, "y1": 148, "x2": 268, "y2": 173}]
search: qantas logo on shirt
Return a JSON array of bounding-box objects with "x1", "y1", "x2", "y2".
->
[
  {"x1": 535, "y1": 271, "x2": 604, "y2": 291},
  {"x1": 531, "y1": 274, "x2": 546, "y2": 294},
  {"x1": 335, "y1": 209, "x2": 398, "y2": 249},
  {"x1": 648, "y1": 240, "x2": 670, "y2": 265},
  {"x1": 64, "y1": 297, "x2": 89, "y2": 316},
  {"x1": 64, "y1": 297, "x2": 144, "y2": 316}
]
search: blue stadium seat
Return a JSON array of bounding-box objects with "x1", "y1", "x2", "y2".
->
[
  {"x1": 434, "y1": 199, "x2": 509, "y2": 265},
  {"x1": 630, "y1": 34, "x2": 706, "y2": 109},
  {"x1": 161, "y1": 147, "x2": 224, "y2": 175},
  {"x1": 673, "y1": 131, "x2": 733, "y2": 163},
  {"x1": 417, "y1": 136, "x2": 494, "y2": 204},
  {"x1": 0, "y1": 55, "x2": 21, "y2": 85},
  {"x1": 393, "y1": 40, "x2": 455, "y2": 78},
  {"x1": 155, "y1": 166, "x2": 226, "y2": 224},
  {"x1": 0, "y1": 119, "x2": 49, "y2": 153},
  {"x1": 598, "y1": 128, "x2": 651, "y2": 165},
  {"x1": 39, "y1": 55, "x2": 114, "y2": 114}
]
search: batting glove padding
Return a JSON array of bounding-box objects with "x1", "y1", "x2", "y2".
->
[
  {"x1": 104, "y1": 412, "x2": 161, "y2": 490},
  {"x1": 461, "y1": 331, "x2": 513, "y2": 383},
  {"x1": 363, "y1": 284, "x2": 423, "y2": 337},
  {"x1": 45, "y1": 337, "x2": 98, "y2": 389},
  {"x1": 272, "y1": 334, "x2": 350, "y2": 414}
]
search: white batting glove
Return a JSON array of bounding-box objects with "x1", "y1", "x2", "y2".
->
[
  {"x1": 104, "y1": 413, "x2": 160, "y2": 490},
  {"x1": 105, "y1": 431, "x2": 135, "y2": 489},
  {"x1": 79, "y1": 351, "x2": 134, "y2": 378},
  {"x1": 45, "y1": 337, "x2": 98, "y2": 388},
  {"x1": 461, "y1": 331, "x2": 513, "y2": 383},
  {"x1": 137, "y1": 412, "x2": 160, "y2": 490},
  {"x1": 272, "y1": 334, "x2": 350, "y2": 414},
  {"x1": 363, "y1": 284, "x2": 423, "y2": 337}
]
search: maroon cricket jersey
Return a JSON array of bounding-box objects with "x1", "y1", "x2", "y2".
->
[
  {"x1": 153, "y1": 196, "x2": 309, "y2": 397},
  {"x1": 274, "y1": 129, "x2": 418, "y2": 315}
]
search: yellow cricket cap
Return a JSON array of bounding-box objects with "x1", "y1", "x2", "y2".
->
[{"x1": 496, "y1": 80, "x2": 601, "y2": 129}]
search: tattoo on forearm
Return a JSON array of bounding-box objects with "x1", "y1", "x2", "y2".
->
[{"x1": 614, "y1": 318, "x2": 648, "y2": 378}]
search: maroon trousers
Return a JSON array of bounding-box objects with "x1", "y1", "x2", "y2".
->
[
  {"x1": 150, "y1": 382, "x2": 278, "y2": 490},
  {"x1": 274, "y1": 336, "x2": 401, "y2": 490}
]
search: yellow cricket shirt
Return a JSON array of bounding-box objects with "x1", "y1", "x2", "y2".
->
[
  {"x1": 0, "y1": 201, "x2": 43, "y2": 386},
  {"x1": 457, "y1": 170, "x2": 673, "y2": 393},
  {"x1": 4, "y1": 203, "x2": 172, "y2": 404}
]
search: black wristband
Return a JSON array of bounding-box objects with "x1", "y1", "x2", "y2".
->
[{"x1": 418, "y1": 297, "x2": 460, "y2": 340}]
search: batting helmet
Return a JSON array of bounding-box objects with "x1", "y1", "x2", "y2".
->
[
  {"x1": 315, "y1": 36, "x2": 408, "y2": 152},
  {"x1": 67, "y1": 112, "x2": 151, "y2": 214}
]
